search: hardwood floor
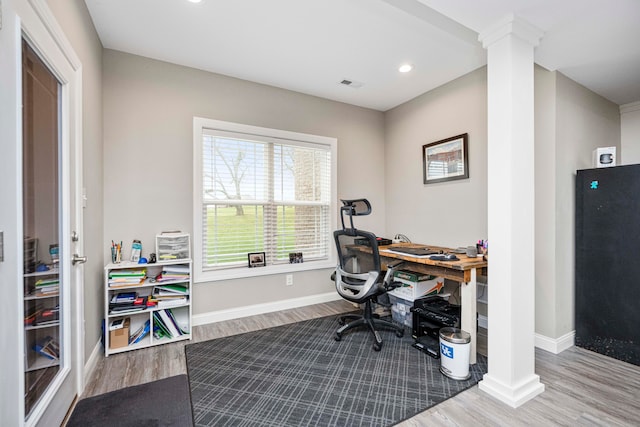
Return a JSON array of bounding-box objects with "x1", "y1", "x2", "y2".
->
[{"x1": 81, "y1": 300, "x2": 640, "y2": 426}]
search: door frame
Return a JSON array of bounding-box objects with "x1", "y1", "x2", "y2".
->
[{"x1": 0, "y1": 0, "x2": 84, "y2": 425}]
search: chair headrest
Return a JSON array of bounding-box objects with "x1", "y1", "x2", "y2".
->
[{"x1": 340, "y1": 199, "x2": 371, "y2": 216}]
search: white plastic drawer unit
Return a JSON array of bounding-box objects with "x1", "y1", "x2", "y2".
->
[{"x1": 155, "y1": 233, "x2": 191, "y2": 261}]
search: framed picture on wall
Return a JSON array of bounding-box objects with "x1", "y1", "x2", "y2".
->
[{"x1": 422, "y1": 133, "x2": 469, "y2": 184}]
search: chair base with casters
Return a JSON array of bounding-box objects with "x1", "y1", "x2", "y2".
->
[{"x1": 334, "y1": 298, "x2": 404, "y2": 352}]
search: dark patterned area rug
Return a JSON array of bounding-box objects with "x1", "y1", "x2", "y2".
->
[{"x1": 185, "y1": 314, "x2": 487, "y2": 427}]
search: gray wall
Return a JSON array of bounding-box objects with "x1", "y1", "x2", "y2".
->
[
  {"x1": 46, "y1": 0, "x2": 104, "y2": 362},
  {"x1": 384, "y1": 68, "x2": 488, "y2": 248},
  {"x1": 620, "y1": 103, "x2": 640, "y2": 164},
  {"x1": 385, "y1": 65, "x2": 621, "y2": 340},
  {"x1": 384, "y1": 67, "x2": 488, "y2": 314},
  {"x1": 535, "y1": 68, "x2": 620, "y2": 340},
  {"x1": 102, "y1": 50, "x2": 385, "y2": 315},
  {"x1": 534, "y1": 66, "x2": 558, "y2": 339},
  {"x1": 551, "y1": 72, "x2": 620, "y2": 338}
]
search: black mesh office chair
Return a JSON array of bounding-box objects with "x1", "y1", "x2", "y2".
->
[{"x1": 333, "y1": 199, "x2": 405, "y2": 351}]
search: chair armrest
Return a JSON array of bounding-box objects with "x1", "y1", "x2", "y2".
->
[{"x1": 382, "y1": 261, "x2": 405, "y2": 289}]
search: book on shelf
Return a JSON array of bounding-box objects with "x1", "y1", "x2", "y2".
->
[
  {"x1": 108, "y1": 269, "x2": 146, "y2": 286},
  {"x1": 109, "y1": 303, "x2": 147, "y2": 314},
  {"x1": 24, "y1": 308, "x2": 41, "y2": 326},
  {"x1": 33, "y1": 336, "x2": 60, "y2": 360},
  {"x1": 35, "y1": 306, "x2": 60, "y2": 325},
  {"x1": 154, "y1": 309, "x2": 182, "y2": 338},
  {"x1": 156, "y1": 297, "x2": 188, "y2": 308},
  {"x1": 152, "y1": 312, "x2": 172, "y2": 339},
  {"x1": 129, "y1": 319, "x2": 150, "y2": 344},
  {"x1": 35, "y1": 277, "x2": 59, "y2": 287},
  {"x1": 162, "y1": 264, "x2": 190, "y2": 273},
  {"x1": 34, "y1": 277, "x2": 60, "y2": 296},
  {"x1": 35, "y1": 286, "x2": 59, "y2": 296},
  {"x1": 151, "y1": 292, "x2": 186, "y2": 300},
  {"x1": 108, "y1": 293, "x2": 150, "y2": 314},
  {"x1": 111, "y1": 291, "x2": 137, "y2": 303},
  {"x1": 154, "y1": 284, "x2": 188, "y2": 294},
  {"x1": 109, "y1": 269, "x2": 146, "y2": 277},
  {"x1": 155, "y1": 271, "x2": 190, "y2": 282},
  {"x1": 109, "y1": 279, "x2": 145, "y2": 287},
  {"x1": 165, "y1": 308, "x2": 188, "y2": 334}
]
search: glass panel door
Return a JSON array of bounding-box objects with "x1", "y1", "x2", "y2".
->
[{"x1": 22, "y1": 40, "x2": 62, "y2": 419}]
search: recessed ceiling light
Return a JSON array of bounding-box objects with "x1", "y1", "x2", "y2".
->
[
  {"x1": 188, "y1": 0, "x2": 202, "y2": 3},
  {"x1": 399, "y1": 64, "x2": 413, "y2": 73}
]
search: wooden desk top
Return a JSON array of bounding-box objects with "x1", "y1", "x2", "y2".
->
[{"x1": 351, "y1": 243, "x2": 487, "y2": 283}]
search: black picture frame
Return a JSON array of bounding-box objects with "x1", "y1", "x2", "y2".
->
[
  {"x1": 289, "y1": 252, "x2": 303, "y2": 264},
  {"x1": 422, "y1": 133, "x2": 469, "y2": 184},
  {"x1": 248, "y1": 252, "x2": 266, "y2": 268}
]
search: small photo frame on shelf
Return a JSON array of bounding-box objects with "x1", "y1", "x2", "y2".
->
[
  {"x1": 423, "y1": 133, "x2": 469, "y2": 184},
  {"x1": 289, "y1": 252, "x2": 303, "y2": 264},
  {"x1": 248, "y1": 252, "x2": 266, "y2": 268}
]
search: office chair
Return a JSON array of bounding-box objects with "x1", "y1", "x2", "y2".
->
[{"x1": 333, "y1": 199, "x2": 405, "y2": 351}]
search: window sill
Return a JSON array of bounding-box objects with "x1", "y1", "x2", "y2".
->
[{"x1": 194, "y1": 260, "x2": 336, "y2": 283}]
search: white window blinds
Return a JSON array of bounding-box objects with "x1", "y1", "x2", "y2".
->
[{"x1": 196, "y1": 121, "x2": 334, "y2": 277}]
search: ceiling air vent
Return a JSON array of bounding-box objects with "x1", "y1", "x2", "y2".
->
[{"x1": 340, "y1": 79, "x2": 363, "y2": 89}]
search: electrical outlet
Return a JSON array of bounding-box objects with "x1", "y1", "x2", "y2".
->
[{"x1": 286, "y1": 274, "x2": 293, "y2": 286}]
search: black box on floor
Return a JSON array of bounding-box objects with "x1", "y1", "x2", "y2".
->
[{"x1": 413, "y1": 335, "x2": 440, "y2": 359}]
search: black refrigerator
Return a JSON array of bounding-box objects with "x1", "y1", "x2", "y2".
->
[{"x1": 575, "y1": 164, "x2": 640, "y2": 366}]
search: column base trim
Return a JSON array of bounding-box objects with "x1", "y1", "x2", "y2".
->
[{"x1": 478, "y1": 373, "x2": 545, "y2": 408}]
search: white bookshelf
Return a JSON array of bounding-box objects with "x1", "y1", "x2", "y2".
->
[{"x1": 104, "y1": 260, "x2": 192, "y2": 356}]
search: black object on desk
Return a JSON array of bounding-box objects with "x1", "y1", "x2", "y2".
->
[
  {"x1": 387, "y1": 246, "x2": 438, "y2": 256},
  {"x1": 355, "y1": 237, "x2": 393, "y2": 246},
  {"x1": 410, "y1": 296, "x2": 461, "y2": 359}
]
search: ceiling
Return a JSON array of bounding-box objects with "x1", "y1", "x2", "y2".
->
[{"x1": 84, "y1": 0, "x2": 640, "y2": 112}]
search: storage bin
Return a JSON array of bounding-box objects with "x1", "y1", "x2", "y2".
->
[
  {"x1": 388, "y1": 294, "x2": 413, "y2": 327},
  {"x1": 155, "y1": 233, "x2": 190, "y2": 261}
]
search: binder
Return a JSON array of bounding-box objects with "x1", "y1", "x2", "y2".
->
[{"x1": 158, "y1": 309, "x2": 181, "y2": 337}]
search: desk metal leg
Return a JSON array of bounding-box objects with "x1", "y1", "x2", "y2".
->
[{"x1": 460, "y1": 267, "x2": 477, "y2": 364}]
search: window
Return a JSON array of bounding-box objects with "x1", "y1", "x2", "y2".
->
[{"x1": 193, "y1": 118, "x2": 337, "y2": 282}]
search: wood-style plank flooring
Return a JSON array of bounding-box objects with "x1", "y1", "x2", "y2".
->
[{"x1": 80, "y1": 300, "x2": 640, "y2": 426}]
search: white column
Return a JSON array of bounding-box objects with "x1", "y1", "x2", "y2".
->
[{"x1": 478, "y1": 14, "x2": 545, "y2": 407}]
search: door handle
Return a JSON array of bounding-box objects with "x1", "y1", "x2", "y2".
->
[{"x1": 72, "y1": 254, "x2": 87, "y2": 265}]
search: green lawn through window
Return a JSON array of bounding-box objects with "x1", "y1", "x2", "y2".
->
[{"x1": 206, "y1": 206, "x2": 297, "y2": 265}]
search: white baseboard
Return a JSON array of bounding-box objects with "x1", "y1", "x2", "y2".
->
[
  {"x1": 476, "y1": 315, "x2": 574, "y2": 355},
  {"x1": 192, "y1": 292, "x2": 343, "y2": 326},
  {"x1": 535, "y1": 330, "x2": 575, "y2": 354},
  {"x1": 83, "y1": 340, "x2": 103, "y2": 391}
]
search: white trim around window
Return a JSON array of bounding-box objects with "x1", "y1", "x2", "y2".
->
[{"x1": 193, "y1": 117, "x2": 337, "y2": 282}]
